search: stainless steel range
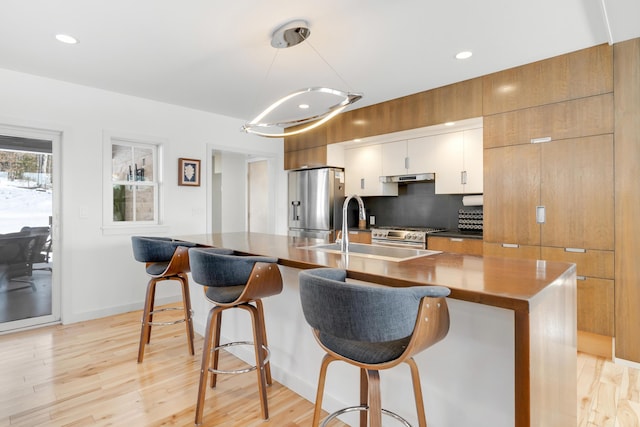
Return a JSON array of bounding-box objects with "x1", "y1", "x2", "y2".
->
[{"x1": 371, "y1": 226, "x2": 447, "y2": 249}]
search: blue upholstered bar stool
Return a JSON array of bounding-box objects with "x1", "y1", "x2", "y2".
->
[
  {"x1": 189, "y1": 247, "x2": 283, "y2": 425},
  {"x1": 299, "y1": 268, "x2": 451, "y2": 427},
  {"x1": 131, "y1": 236, "x2": 197, "y2": 363}
]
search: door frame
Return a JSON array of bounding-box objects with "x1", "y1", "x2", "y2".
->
[
  {"x1": 205, "y1": 144, "x2": 282, "y2": 235},
  {"x1": 0, "y1": 122, "x2": 62, "y2": 332}
]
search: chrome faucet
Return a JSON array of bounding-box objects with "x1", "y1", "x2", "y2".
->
[{"x1": 340, "y1": 194, "x2": 366, "y2": 253}]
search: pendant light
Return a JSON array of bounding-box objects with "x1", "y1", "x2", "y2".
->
[{"x1": 242, "y1": 20, "x2": 362, "y2": 138}]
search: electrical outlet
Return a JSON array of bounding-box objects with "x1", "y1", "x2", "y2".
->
[{"x1": 370, "y1": 215, "x2": 375, "y2": 225}]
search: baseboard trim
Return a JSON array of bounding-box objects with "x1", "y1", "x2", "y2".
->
[
  {"x1": 64, "y1": 295, "x2": 181, "y2": 324},
  {"x1": 577, "y1": 330, "x2": 613, "y2": 359}
]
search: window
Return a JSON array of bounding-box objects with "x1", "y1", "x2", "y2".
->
[{"x1": 103, "y1": 133, "x2": 162, "y2": 231}]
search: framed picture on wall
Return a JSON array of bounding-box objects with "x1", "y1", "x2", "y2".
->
[{"x1": 178, "y1": 158, "x2": 201, "y2": 186}]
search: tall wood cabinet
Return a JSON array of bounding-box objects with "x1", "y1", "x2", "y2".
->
[
  {"x1": 613, "y1": 38, "x2": 640, "y2": 362},
  {"x1": 483, "y1": 44, "x2": 615, "y2": 356}
]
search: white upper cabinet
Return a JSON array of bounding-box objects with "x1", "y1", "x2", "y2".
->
[
  {"x1": 335, "y1": 117, "x2": 483, "y2": 196},
  {"x1": 462, "y1": 128, "x2": 484, "y2": 194},
  {"x1": 381, "y1": 136, "x2": 439, "y2": 176},
  {"x1": 381, "y1": 140, "x2": 408, "y2": 176},
  {"x1": 433, "y1": 127, "x2": 483, "y2": 194},
  {"x1": 344, "y1": 144, "x2": 398, "y2": 196},
  {"x1": 408, "y1": 135, "x2": 440, "y2": 174}
]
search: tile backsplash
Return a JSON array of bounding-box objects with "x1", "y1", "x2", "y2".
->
[{"x1": 347, "y1": 182, "x2": 470, "y2": 230}]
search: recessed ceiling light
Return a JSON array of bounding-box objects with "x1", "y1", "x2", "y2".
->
[
  {"x1": 455, "y1": 51, "x2": 472, "y2": 60},
  {"x1": 298, "y1": 104, "x2": 310, "y2": 109},
  {"x1": 444, "y1": 122, "x2": 456, "y2": 126},
  {"x1": 55, "y1": 34, "x2": 78, "y2": 44}
]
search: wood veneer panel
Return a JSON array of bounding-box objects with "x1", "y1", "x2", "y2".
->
[
  {"x1": 346, "y1": 230, "x2": 371, "y2": 244},
  {"x1": 577, "y1": 331, "x2": 613, "y2": 359},
  {"x1": 284, "y1": 123, "x2": 327, "y2": 152},
  {"x1": 528, "y1": 267, "x2": 577, "y2": 427},
  {"x1": 325, "y1": 78, "x2": 483, "y2": 144},
  {"x1": 483, "y1": 43, "x2": 613, "y2": 115},
  {"x1": 484, "y1": 93, "x2": 614, "y2": 149},
  {"x1": 284, "y1": 146, "x2": 327, "y2": 170},
  {"x1": 614, "y1": 38, "x2": 640, "y2": 362},
  {"x1": 428, "y1": 236, "x2": 483, "y2": 256},
  {"x1": 540, "y1": 247, "x2": 614, "y2": 279},
  {"x1": 576, "y1": 277, "x2": 614, "y2": 336},
  {"x1": 541, "y1": 135, "x2": 614, "y2": 251},
  {"x1": 483, "y1": 242, "x2": 541, "y2": 260},
  {"x1": 483, "y1": 144, "x2": 541, "y2": 246}
]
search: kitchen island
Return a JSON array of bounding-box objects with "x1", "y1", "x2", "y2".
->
[{"x1": 178, "y1": 232, "x2": 576, "y2": 427}]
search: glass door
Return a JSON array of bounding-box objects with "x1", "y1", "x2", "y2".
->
[{"x1": 0, "y1": 127, "x2": 59, "y2": 331}]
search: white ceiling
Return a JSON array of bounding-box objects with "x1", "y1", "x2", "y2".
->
[{"x1": 1, "y1": 0, "x2": 638, "y2": 123}]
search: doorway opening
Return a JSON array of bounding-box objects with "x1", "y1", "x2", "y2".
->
[
  {"x1": 248, "y1": 159, "x2": 269, "y2": 233},
  {"x1": 208, "y1": 146, "x2": 280, "y2": 235},
  {"x1": 0, "y1": 128, "x2": 59, "y2": 332}
]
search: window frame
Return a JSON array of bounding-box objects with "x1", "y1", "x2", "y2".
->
[{"x1": 102, "y1": 131, "x2": 167, "y2": 235}]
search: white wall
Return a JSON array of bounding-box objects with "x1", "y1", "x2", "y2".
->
[
  {"x1": 0, "y1": 67, "x2": 287, "y2": 324},
  {"x1": 219, "y1": 151, "x2": 248, "y2": 232}
]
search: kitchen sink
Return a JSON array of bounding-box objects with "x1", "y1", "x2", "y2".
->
[{"x1": 303, "y1": 242, "x2": 441, "y2": 262}]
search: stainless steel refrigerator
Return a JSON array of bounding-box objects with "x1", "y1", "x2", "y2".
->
[{"x1": 288, "y1": 167, "x2": 345, "y2": 240}]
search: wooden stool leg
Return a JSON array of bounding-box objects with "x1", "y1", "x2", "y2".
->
[
  {"x1": 146, "y1": 281, "x2": 156, "y2": 344},
  {"x1": 241, "y1": 303, "x2": 269, "y2": 420},
  {"x1": 209, "y1": 309, "x2": 222, "y2": 388},
  {"x1": 137, "y1": 278, "x2": 157, "y2": 363},
  {"x1": 367, "y1": 369, "x2": 382, "y2": 427},
  {"x1": 406, "y1": 358, "x2": 427, "y2": 427},
  {"x1": 179, "y1": 274, "x2": 195, "y2": 356},
  {"x1": 195, "y1": 306, "x2": 221, "y2": 426},
  {"x1": 313, "y1": 353, "x2": 337, "y2": 427},
  {"x1": 359, "y1": 368, "x2": 368, "y2": 427},
  {"x1": 255, "y1": 299, "x2": 273, "y2": 385}
]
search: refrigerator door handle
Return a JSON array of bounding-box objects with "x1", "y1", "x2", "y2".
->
[{"x1": 291, "y1": 201, "x2": 300, "y2": 221}]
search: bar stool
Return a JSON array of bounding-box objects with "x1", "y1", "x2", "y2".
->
[
  {"x1": 131, "y1": 236, "x2": 198, "y2": 363},
  {"x1": 299, "y1": 268, "x2": 451, "y2": 427},
  {"x1": 188, "y1": 247, "x2": 283, "y2": 425}
]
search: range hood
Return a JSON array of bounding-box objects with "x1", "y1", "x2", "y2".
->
[{"x1": 379, "y1": 173, "x2": 435, "y2": 183}]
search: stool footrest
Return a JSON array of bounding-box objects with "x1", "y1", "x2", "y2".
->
[
  {"x1": 208, "y1": 341, "x2": 271, "y2": 375},
  {"x1": 321, "y1": 405, "x2": 412, "y2": 427},
  {"x1": 143, "y1": 307, "x2": 193, "y2": 326}
]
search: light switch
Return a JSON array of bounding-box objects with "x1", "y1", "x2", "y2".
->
[{"x1": 79, "y1": 206, "x2": 88, "y2": 219}]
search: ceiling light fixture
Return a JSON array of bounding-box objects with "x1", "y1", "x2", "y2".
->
[
  {"x1": 455, "y1": 51, "x2": 473, "y2": 60},
  {"x1": 242, "y1": 20, "x2": 362, "y2": 138},
  {"x1": 55, "y1": 34, "x2": 78, "y2": 44}
]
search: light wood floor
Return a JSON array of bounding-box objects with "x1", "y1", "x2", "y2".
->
[{"x1": 1, "y1": 306, "x2": 639, "y2": 427}]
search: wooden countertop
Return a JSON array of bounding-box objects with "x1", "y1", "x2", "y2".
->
[{"x1": 177, "y1": 232, "x2": 575, "y2": 313}]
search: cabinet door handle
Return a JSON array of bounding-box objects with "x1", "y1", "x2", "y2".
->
[
  {"x1": 501, "y1": 243, "x2": 520, "y2": 248},
  {"x1": 576, "y1": 276, "x2": 587, "y2": 281},
  {"x1": 360, "y1": 178, "x2": 365, "y2": 190},
  {"x1": 565, "y1": 247, "x2": 586, "y2": 253},
  {"x1": 405, "y1": 157, "x2": 409, "y2": 170},
  {"x1": 461, "y1": 171, "x2": 467, "y2": 185},
  {"x1": 531, "y1": 136, "x2": 552, "y2": 144},
  {"x1": 536, "y1": 206, "x2": 546, "y2": 224}
]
